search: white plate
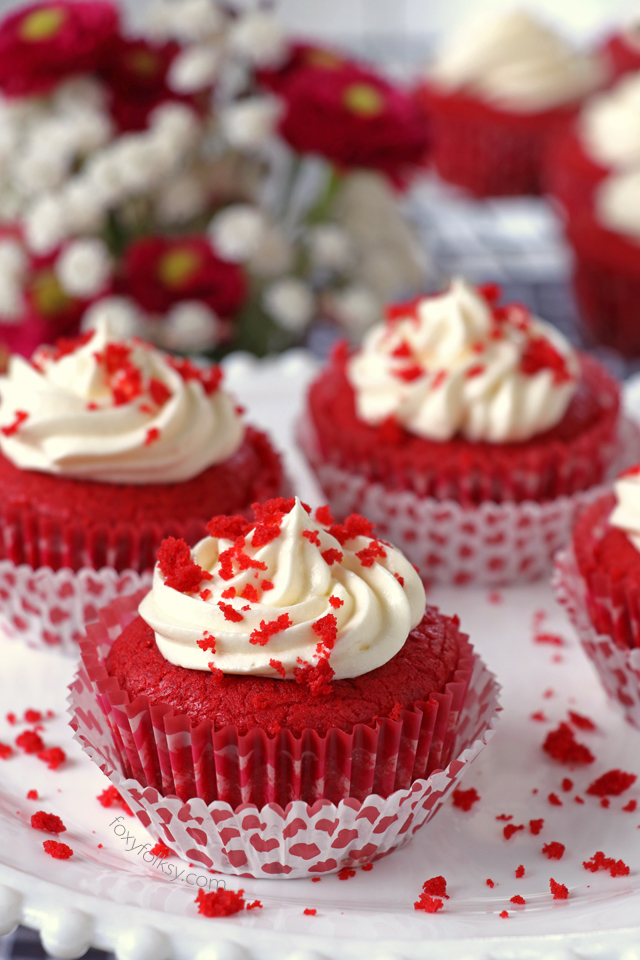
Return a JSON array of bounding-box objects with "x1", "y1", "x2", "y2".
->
[{"x1": 2, "y1": 352, "x2": 640, "y2": 960}]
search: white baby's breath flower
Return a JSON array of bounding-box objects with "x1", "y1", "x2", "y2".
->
[
  {"x1": 168, "y1": 44, "x2": 220, "y2": 93},
  {"x1": 156, "y1": 172, "x2": 209, "y2": 225},
  {"x1": 55, "y1": 238, "x2": 112, "y2": 299},
  {"x1": 61, "y1": 177, "x2": 106, "y2": 234},
  {"x1": 53, "y1": 77, "x2": 108, "y2": 114},
  {"x1": 307, "y1": 224, "x2": 354, "y2": 272},
  {"x1": 161, "y1": 301, "x2": 220, "y2": 351},
  {"x1": 85, "y1": 151, "x2": 126, "y2": 205},
  {"x1": 208, "y1": 204, "x2": 266, "y2": 263},
  {"x1": 147, "y1": 0, "x2": 225, "y2": 43},
  {"x1": 81, "y1": 297, "x2": 147, "y2": 339},
  {"x1": 0, "y1": 240, "x2": 27, "y2": 320},
  {"x1": 0, "y1": 239, "x2": 27, "y2": 279},
  {"x1": 25, "y1": 194, "x2": 69, "y2": 254},
  {"x1": 329, "y1": 285, "x2": 381, "y2": 338},
  {"x1": 71, "y1": 109, "x2": 113, "y2": 155},
  {"x1": 249, "y1": 224, "x2": 294, "y2": 278},
  {"x1": 220, "y1": 96, "x2": 280, "y2": 150},
  {"x1": 263, "y1": 278, "x2": 314, "y2": 333},
  {"x1": 0, "y1": 280, "x2": 24, "y2": 320},
  {"x1": 228, "y1": 10, "x2": 287, "y2": 68},
  {"x1": 150, "y1": 101, "x2": 201, "y2": 148}
]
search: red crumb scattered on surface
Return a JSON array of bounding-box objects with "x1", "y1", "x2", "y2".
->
[
  {"x1": 487, "y1": 591, "x2": 502, "y2": 604},
  {"x1": 246, "y1": 901, "x2": 262, "y2": 910},
  {"x1": 510, "y1": 895, "x2": 526, "y2": 905},
  {"x1": 0, "y1": 742, "x2": 13, "y2": 760},
  {"x1": 543, "y1": 723, "x2": 595, "y2": 766},
  {"x1": 623, "y1": 800, "x2": 638, "y2": 812},
  {"x1": 499, "y1": 910, "x2": 509, "y2": 918},
  {"x1": 516, "y1": 865, "x2": 525, "y2": 878},
  {"x1": 586, "y1": 770, "x2": 637, "y2": 797},
  {"x1": 311, "y1": 877, "x2": 321, "y2": 882},
  {"x1": 562, "y1": 778, "x2": 573, "y2": 792},
  {"x1": 16, "y1": 731, "x2": 44, "y2": 754},
  {"x1": 486, "y1": 879, "x2": 495, "y2": 888},
  {"x1": 601, "y1": 798, "x2": 610, "y2": 809},
  {"x1": 496, "y1": 814, "x2": 513, "y2": 821},
  {"x1": 26, "y1": 790, "x2": 38, "y2": 800},
  {"x1": 550, "y1": 879, "x2": 569, "y2": 900},
  {"x1": 31, "y1": 811, "x2": 66, "y2": 834},
  {"x1": 552, "y1": 654, "x2": 564, "y2": 664},
  {"x1": 337, "y1": 868, "x2": 356, "y2": 881},
  {"x1": 361, "y1": 863, "x2": 373, "y2": 872},
  {"x1": 24, "y1": 710, "x2": 42, "y2": 723},
  {"x1": 6, "y1": 713, "x2": 16, "y2": 725},
  {"x1": 303, "y1": 908, "x2": 317, "y2": 916},
  {"x1": 530, "y1": 819, "x2": 544, "y2": 835},
  {"x1": 583, "y1": 851, "x2": 630, "y2": 877},
  {"x1": 504, "y1": 824, "x2": 525, "y2": 840},
  {"x1": 548, "y1": 793, "x2": 563, "y2": 807},
  {"x1": 543, "y1": 842, "x2": 565, "y2": 860},
  {"x1": 568, "y1": 710, "x2": 596, "y2": 731},
  {"x1": 543, "y1": 689, "x2": 554, "y2": 699},
  {"x1": 37, "y1": 747, "x2": 65, "y2": 770},
  {"x1": 534, "y1": 634, "x2": 564, "y2": 646},
  {"x1": 452, "y1": 787, "x2": 480, "y2": 811},
  {"x1": 574, "y1": 796, "x2": 585, "y2": 804},
  {"x1": 43, "y1": 840, "x2": 72, "y2": 860},
  {"x1": 97, "y1": 786, "x2": 133, "y2": 815},
  {"x1": 195, "y1": 888, "x2": 248, "y2": 917},
  {"x1": 530, "y1": 711, "x2": 547, "y2": 722},
  {"x1": 414, "y1": 893, "x2": 444, "y2": 913},
  {"x1": 150, "y1": 840, "x2": 173, "y2": 858},
  {"x1": 422, "y1": 876, "x2": 448, "y2": 899}
]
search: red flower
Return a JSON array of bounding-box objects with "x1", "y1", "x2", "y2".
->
[
  {"x1": 257, "y1": 41, "x2": 348, "y2": 94},
  {"x1": 100, "y1": 35, "x2": 203, "y2": 132},
  {"x1": 122, "y1": 236, "x2": 246, "y2": 318},
  {"x1": 277, "y1": 62, "x2": 430, "y2": 184},
  {"x1": 0, "y1": 1, "x2": 119, "y2": 98}
]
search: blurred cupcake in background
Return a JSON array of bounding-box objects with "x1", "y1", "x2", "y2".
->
[
  {"x1": 598, "y1": 12, "x2": 640, "y2": 85},
  {"x1": 417, "y1": 10, "x2": 601, "y2": 197}
]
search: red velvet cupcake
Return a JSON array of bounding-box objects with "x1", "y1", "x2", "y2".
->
[
  {"x1": 0, "y1": 317, "x2": 283, "y2": 650},
  {"x1": 417, "y1": 10, "x2": 600, "y2": 197},
  {"x1": 554, "y1": 466, "x2": 640, "y2": 728},
  {"x1": 69, "y1": 497, "x2": 500, "y2": 877},
  {"x1": 300, "y1": 278, "x2": 631, "y2": 586},
  {"x1": 599, "y1": 28, "x2": 640, "y2": 85}
]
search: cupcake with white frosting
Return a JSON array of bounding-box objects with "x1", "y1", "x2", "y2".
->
[
  {"x1": 301, "y1": 278, "x2": 627, "y2": 585},
  {"x1": 417, "y1": 10, "x2": 601, "y2": 196},
  {"x1": 69, "y1": 496, "x2": 500, "y2": 877},
  {"x1": 0, "y1": 319, "x2": 283, "y2": 650},
  {"x1": 599, "y1": 12, "x2": 640, "y2": 85}
]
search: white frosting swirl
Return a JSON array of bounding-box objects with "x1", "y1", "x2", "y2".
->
[
  {"x1": 429, "y1": 10, "x2": 599, "y2": 112},
  {"x1": 347, "y1": 278, "x2": 579, "y2": 444},
  {"x1": 596, "y1": 169, "x2": 640, "y2": 240},
  {"x1": 580, "y1": 73, "x2": 640, "y2": 168},
  {"x1": 139, "y1": 498, "x2": 426, "y2": 679},
  {"x1": 0, "y1": 317, "x2": 244, "y2": 484},
  {"x1": 610, "y1": 467, "x2": 640, "y2": 551}
]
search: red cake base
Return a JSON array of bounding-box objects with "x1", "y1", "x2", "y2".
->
[
  {"x1": 417, "y1": 84, "x2": 578, "y2": 197},
  {"x1": 545, "y1": 125, "x2": 608, "y2": 218},
  {"x1": 0, "y1": 426, "x2": 284, "y2": 572},
  {"x1": 306, "y1": 346, "x2": 620, "y2": 507}
]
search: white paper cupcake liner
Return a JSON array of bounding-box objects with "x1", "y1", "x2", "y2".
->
[
  {"x1": 553, "y1": 546, "x2": 640, "y2": 729},
  {"x1": 298, "y1": 416, "x2": 640, "y2": 587},
  {"x1": 0, "y1": 561, "x2": 152, "y2": 655}
]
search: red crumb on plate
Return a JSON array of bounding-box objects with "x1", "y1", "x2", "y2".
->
[
  {"x1": 562, "y1": 778, "x2": 573, "y2": 792},
  {"x1": 43, "y1": 840, "x2": 73, "y2": 860},
  {"x1": 452, "y1": 787, "x2": 480, "y2": 811},
  {"x1": 568, "y1": 710, "x2": 596, "y2": 731},
  {"x1": 515, "y1": 865, "x2": 525, "y2": 878},
  {"x1": 504, "y1": 824, "x2": 525, "y2": 840},
  {"x1": 0, "y1": 742, "x2": 13, "y2": 760},
  {"x1": 496, "y1": 814, "x2": 513, "y2": 821},
  {"x1": 414, "y1": 893, "x2": 444, "y2": 913},
  {"x1": 24, "y1": 710, "x2": 42, "y2": 723},
  {"x1": 422, "y1": 876, "x2": 448, "y2": 899},
  {"x1": 550, "y1": 878, "x2": 568, "y2": 899},
  {"x1": 510, "y1": 895, "x2": 526, "y2": 905},
  {"x1": 303, "y1": 908, "x2": 317, "y2": 916},
  {"x1": 586, "y1": 770, "x2": 637, "y2": 797},
  {"x1": 195, "y1": 888, "x2": 247, "y2": 917},
  {"x1": 26, "y1": 790, "x2": 38, "y2": 800},
  {"x1": 499, "y1": 910, "x2": 509, "y2": 918},
  {"x1": 487, "y1": 591, "x2": 502, "y2": 604},
  {"x1": 6, "y1": 713, "x2": 16, "y2": 725},
  {"x1": 37, "y1": 747, "x2": 66, "y2": 770},
  {"x1": 574, "y1": 796, "x2": 585, "y2": 804},
  {"x1": 530, "y1": 711, "x2": 547, "y2": 722},
  {"x1": 623, "y1": 800, "x2": 637, "y2": 812},
  {"x1": 311, "y1": 877, "x2": 321, "y2": 882},
  {"x1": 583, "y1": 851, "x2": 630, "y2": 877},
  {"x1": 150, "y1": 840, "x2": 173, "y2": 858},
  {"x1": 246, "y1": 900, "x2": 262, "y2": 910},
  {"x1": 542, "y1": 842, "x2": 565, "y2": 860},
  {"x1": 534, "y1": 634, "x2": 564, "y2": 646},
  {"x1": 548, "y1": 793, "x2": 563, "y2": 806},
  {"x1": 31, "y1": 811, "x2": 66, "y2": 834},
  {"x1": 15, "y1": 731, "x2": 45, "y2": 754},
  {"x1": 530, "y1": 819, "x2": 544, "y2": 835},
  {"x1": 601, "y1": 798, "x2": 610, "y2": 808},
  {"x1": 361, "y1": 863, "x2": 373, "y2": 872},
  {"x1": 338, "y1": 868, "x2": 356, "y2": 880},
  {"x1": 486, "y1": 879, "x2": 495, "y2": 888},
  {"x1": 543, "y1": 723, "x2": 595, "y2": 765},
  {"x1": 97, "y1": 785, "x2": 133, "y2": 815},
  {"x1": 543, "y1": 689, "x2": 554, "y2": 699}
]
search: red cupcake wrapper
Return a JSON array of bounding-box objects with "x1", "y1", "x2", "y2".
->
[
  {"x1": 545, "y1": 126, "x2": 608, "y2": 219},
  {"x1": 554, "y1": 545, "x2": 640, "y2": 729},
  {"x1": 68, "y1": 592, "x2": 501, "y2": 878},
  {"x1": 599, "y1": 34, "x2": 640, "y2": 86},
  {"x1": 299, "y1": 415, "x2": 640, "y2": 587},
  {"x1": 417, "y1": 83, "x2": 578, "y2": 197}
]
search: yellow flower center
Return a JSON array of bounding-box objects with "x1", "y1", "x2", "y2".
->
[
  {"x1": 20, "y1": 6, "x2": 67, "y2": 42},
  {"x1": 127, "y1": 49, "x2": 161, "y2": 78},
  {"x1": 158, "y1": 248, "x2": 201, "y2": 288},
  {"x1": 31, "y1": 270, "x2": 71, "y2": 317},
  {"x1": 305, "y1": 50, "x2": 343, "y2": 70},
  {"x1": 343, "y1": 83, "x2": 385, "y2": 117}
]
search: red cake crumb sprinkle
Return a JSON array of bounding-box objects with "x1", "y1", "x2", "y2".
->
[
  {"x1": 6, "y1": 713, "x2": 16, "y2": 725},
  {"x1": 486, "y1": 879, "x2": 495, "y2": 888},
  {"x1": 250, "y1": 613, "x2": 292, "y2": 646},
  {"x1": 97, "y1": 786, "x2": 133, "y2": 815},
  {"x1": 328, "y1": 595, "x2": 344, "y2": 609},
  {"x1": 530, "y1": 711, "x2": 546, "y2": 722},
  {"x1": 31, "y1": 811, "x2": 66, "y2": 834},
  {"x1": 150, "y1": 840, "x2": 172, "y2": 858},
  {"x1": 16, "y1": 731, "x2": 44, "y2": 754},
  {"x1": 568, "y1": 710, "x2": 596, "y2": 731},
  {"x1": 221, "y1": 587, "x2": 236, "y2": 599},
  {"x1": 43, "y1": 840, "x2": 73, "y2": 860},
  {"x1": 452, "y1": 787, "x2": 480, "y2": 811},
  {"x1": 246, "y1": 900, "x2": 262, "y2": 910},
  {"x1": 329, "y1": 513, "x2": 375, "y2": 546},
  {"x1": 168, "y1": 357, "x2": 222, "y2": 395},
  {"x1": 496, "y1": 814, "x2": 513, "y2": 821},
  {"x1": 548, "y1": 793, "x2": 563, "y2": 807},
  {"x1": 144, "y1": 427, "x2": 160, "y2": 445},
  {"x1": 218, "y1": 601, "x2": 244, "y2": 623},
  {"x1": 393, "y1": 363, "x2": 423, "y2": 382},
  {"x1": 623, "y1": 800, "x2": 637, "y2": 812},
  {"x1": 199, "y1": 589, "x2": 212, "y2": 601},
  {"x1": 550, "y1": 878, "x2": 568, "y2": 900},
  {"x1": 356, "y1": 541, "x2": 387, "y2": 567},
  {"x1": 529, "y1": 819, "x2": 544, "y2": 835},
  {"x1": 574, "y1": 796, "x2": 585, "y2": 805},
  {"x1": 338, "y1": 868, "x2": 356, "y2": 881},
  {"x1": 521, "y1": 337, "x2": 571, "y2": 384},
  {"x1": 149, "y1": 378, "x2": 172, "y2": 406},
  {"x1": 269, "y1": 659, "x2": 286, "y2": 679},
  {"x1": 499, "y1": 910, "x2": 509, "y2": 918},
  {"x1": 516, "y1": 865, "x2": 525, "y2": 878},
  {"x1": 312, "y1": 613, "x2": 338, "y2": 651},
  {"x1": 38, "y1": 747, "x2": 66, "y2": 770},
  {"x1": 562, "y1": 778, "x2": 573, "y2": 792},
  {"x1": 294, "y1": 657, "x2": 335, "y2": 696},
  {"x1": 24, "y1": 709, "x2": 42, "y2": 723},
  {"x1": 504, "y1": 824, "x2": 525, "y2": 840},
  {"x1": 207, "y1": 665, "x2": 224, "y2": 684},
  {"x1": 261, "y1": 580, "x2": 274, "y2": 591},
  {"x1": 1, "y1": 410, "x2": 28, "y2": 436},
  {"x1": 206, "y1": 515, "x2": 251, "y2": 541},
  {"x1": 49, "y1": 330, "x2": 94, "y2": 361},
  {"x1": 241, "y1": 584, "x2": 259, "y2": 603},
  {"x1": 414, "y1": 893, "x2": 443, "y2": 913},
  {"x1": 27, "y1": 790, "x2": 38, "y2": 800},
  {"x1": 157, "y1": 537, "x2": 212, "y2": 594},
  {"x1": 311, "y1": 877, "x2": 321, "y2": 882},
  {"x1": 466, "y1": 364, "x2": 485, "y2": 379},
  {"x1": 422, "y1": 876, "x2": 448, "y2": 898},
  {"x1": 543, "y1": 842, "x2": 565, "y2": 860},
  {"x1": 394, "y1": 573, "x2": 405, "y2": 586},
  {"x1": 510, "y1": 895, "x2": 526, "y2": 905},
  {"x1": 583, "y1": 851, "x2": 630, "y2": 876},
  {"x1": 304, "y1": 908, "x2": 317, "y2": 916},
  {"x1": 543, "y1": 689, "x2": 554, "y2": 699},
  {"x1": 543, "y1": 723, "x2": 595, "y2": 766},
  {"x1": 0, "y1": 743, "x2": 13, "y2": 760},
  {"x1": 321, "y1": 548, "x2": 343, "y2": 566},
  {"x1": 586, "y1": 770, "x2": 637, "y2": 797},
  {"x1": 197, "y1": 632, "x2": 216, "y2": 654},
  {"x1": 195, "y1": 888, "x2": 247, "y2": 917},
  {"x1": 600, "y1": 798, "x2": 610, "y2": 808},
  {"x1": 535, "y1": 633, "x2": 564, "y2": 646},
  {"x1": 361, "y1": 863, "x2": 373, "y2": 872}
]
